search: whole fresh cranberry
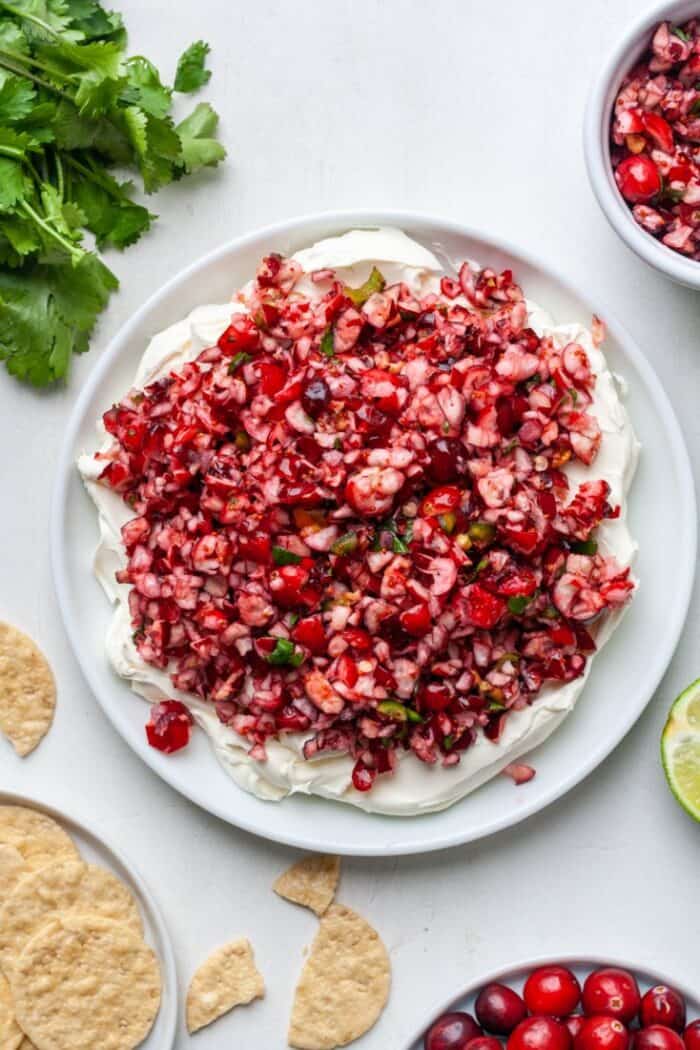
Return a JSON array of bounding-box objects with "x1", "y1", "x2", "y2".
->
[
  {"x1": 639, "y1": 987, "x2": 686, "y2": 1032},
  {"x1": 424, "y1": 1012, "x2": 482, "y2": 1050},
  {"x1": 582, "y1": 969, "x2": 641, "y2": 1023},
  {"x1": 635, "y1": 1028, "x2": 686, "y2": 1050},
  {"x1": 524, "y1": 966, "x2": 581, "y2": 1017},
  {"x1": 575, "y1": 1016, "x2": 630, "y2": 1050},
  {"x1": 615, "y1": 155, "x2": 661, "y2": 204},
  {"x1": 567, "y1": 1018, "x2": 586, "y2": 1041},
  {"x1": 507, "y1": 1016, "x2": 571, "y2": 1050},
  {"x1": 683, "y1": 1021, "x2": 700, "y2": 1050},
  {"x1": 475, "y1": 983, "x2": 527, "y2": 1035}
]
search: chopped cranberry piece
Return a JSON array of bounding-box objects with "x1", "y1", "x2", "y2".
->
[
  {"x1": 301, "y1": 376, "x2": 331, "y2": 417},
  {"x1": 462, "y1": 584, "x2": 507, "y2": 629},
  {"x1": 615, "y1": 155, "x2": 661, "y2": 204},
  {"x1": 145, "y1": 700, "x2": 192, "y2": 754}
]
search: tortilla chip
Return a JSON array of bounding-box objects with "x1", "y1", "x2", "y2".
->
[
  {"x1": 0, "y1": 973, "x2": 23, "y2": 1050},
  {"x1": 10, "y1": 915, "x2": 161, "y2": 1050},
  {"x1": 0, "y1": 623, "x2": 56, "y2": 757},
  {"x1": 186, "y1": 939, "x2": 264, "y2": 1034},
  {"x1": 288, "y1": 904, "x2": 390, "y2": 1049},
  {"x1": 0, "y1": 859, "x2": 143, "y2": 971},
  {"x1": 274, "y1": 854, "x2": 340, "y2": 916},
  {"x1": 0, "y1": 845, "x2": 26, "y2": 903},
  {"x1": 0, "y1": 806, "x2": 79, "y2": 870}
]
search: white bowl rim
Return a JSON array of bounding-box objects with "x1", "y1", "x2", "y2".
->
[
  {"x1": 0, "y1": 788, "x2": 178, "y2": 1048},
  {"x1": 50, "y1": 208, "x2": 697, "y2": 856},
  {"x1": 584, "y1": 0, "x2": 700, "y2": 288},
  {"x1": 404, "y1": 953, "x2": 700, "y2": 1049}
]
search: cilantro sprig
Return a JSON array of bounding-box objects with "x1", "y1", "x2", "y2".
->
[{"x1": 0, "y1": 0, "x2": 226, "y2": 386}]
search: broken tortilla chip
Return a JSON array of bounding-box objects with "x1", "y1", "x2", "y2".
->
[
  {"x1": 0, "y1": 623, "x2": 56, "y2": 757},
  {"x1": 274, "y1": 854, "x2": 340, "y2": 916},
  {"x1": 288, "y1": 904, "x2": 390, "y2": 1049},
  {"x1": 186, "y1": 938, "x2": 264, "y2": 1033}
]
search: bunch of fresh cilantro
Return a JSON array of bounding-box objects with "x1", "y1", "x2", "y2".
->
[{"x1": 0, "y1": 0, "x2": 225, "y2": 386}]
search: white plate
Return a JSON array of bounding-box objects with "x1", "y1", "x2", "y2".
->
[
  {"x1": 0, "y1": 791, "x2": 177, "y2": 1048},
  {"x1": 406, "y1": 956, "x2": 700, "y2": 1050},
  {"x1": 51, "y1": 210, "x2": 697, "y2": 857}
]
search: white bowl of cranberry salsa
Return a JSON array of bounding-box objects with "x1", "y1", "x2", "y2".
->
[
  {"x1": 584, "y1": 1, "x2": 700, "y2": 288},
  {"x1": 410, "y1": 958, "x2": 700, "y2": 1050},
  {"x1": 52, "y1": 212, "x2": 696, "y2": 855}
]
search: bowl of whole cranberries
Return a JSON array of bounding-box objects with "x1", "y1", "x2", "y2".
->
[
  {"x1": 584, "y1": 1, "x2": 700, "y2": 288},
  {"x1": 412, "y1": 959, "x2": 700, "y2": 1050}
]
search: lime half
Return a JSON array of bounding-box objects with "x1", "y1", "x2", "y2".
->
[{"x1": 661, "y1": 678, "x2": 700, "y2": 822}]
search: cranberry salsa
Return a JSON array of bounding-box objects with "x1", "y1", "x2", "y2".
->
[
  {"x1": 611, "y1": 19, "x2": 700, "y2": 257},
  {"x1": 423, "y1": 964, "x2": 700, "y2": 1050},
  {"x1": 94, "y1": 244, "x2": 634, "y2": 795}
]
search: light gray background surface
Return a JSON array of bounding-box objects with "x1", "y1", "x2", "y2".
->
[{"x1": 2, "y1": 1, "x2": 699, "y2": 1047}]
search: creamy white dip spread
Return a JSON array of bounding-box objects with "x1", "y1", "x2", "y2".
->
[{"x1": 78, "y1": 228, "x2": 639, "y2": 815}]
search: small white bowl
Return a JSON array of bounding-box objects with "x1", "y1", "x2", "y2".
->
[{"x1": 584, "y1": 0, "x2": 700, "y2": 289}]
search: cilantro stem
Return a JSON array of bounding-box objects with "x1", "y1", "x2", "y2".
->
[
  {"x1": 62, "y1": 153, "x2": 126, "y2": 202},
  {"x1": 0, "y1": 143, "x2": 24, "y2": 159},
  {"x1": 54, "y1": 151, "x2": 64, "y2": 201},
  {"x1": 0, "y1": 52, "x2": 73, "y2": 101},
  {"x1": 19, "y1": 200, "x2": 84, "y2": 261}
]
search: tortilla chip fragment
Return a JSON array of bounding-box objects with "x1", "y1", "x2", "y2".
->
[
  {"x1": 0, "y1": 806, "x2": 79, "y2": 870},
  {"x1": 274, "y1": 854, "x2": 340, "y2": 916},
  {"x1": 288, "y1": 904, "x2": 390, "y2": 1049},
  {"x1": 0, "y1": 623, "x2": 56, "y2": 756},
  {"x1": 0, "y1": 845, "x2": 26, "y2": 903},
  {"x1": 0, "y1": 973, "x2": 23, "y2": 1050},
  {"x1": 186, "y1": 938, "x2": 264, "y2": 1034},
  {"x1": 10, "y1": 914, "x2": 161, "y2": 1050},
  {"x1": 0, "y1": 859, "x2": 143, "y2": 970}
]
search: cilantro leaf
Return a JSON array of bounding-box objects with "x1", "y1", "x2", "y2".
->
[
  {"x1": 0, "y1": 252, "x2": 117, "y2": 384},
  {"x1": 174, "y1": 40, "x2": 211, "y2": 93},
  {"x1": 0, "y1": 156, "x2": 27, "y2": 209},
  {"x1": 63, "y1": 0, "x2": 123, "y2": 42},
  {"x1": 176, "y1": 101, "x2": 225, "y2": 172},
  {"x1": 69, "y1": 167, "x2": 153, "y2": 249},
  {"x1": 122, "y1": 56, "x2": 172, "y2": 119},
  {"x1": 0, "y1": 72, "x2": 36, "y2": 122}
]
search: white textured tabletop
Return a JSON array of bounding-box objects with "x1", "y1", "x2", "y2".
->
[{"x1": 2, "y1": 0, "x2": 699, "y2": 1047}]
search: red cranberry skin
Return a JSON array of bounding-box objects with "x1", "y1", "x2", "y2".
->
[
  {"x1": 424, "y1": 1012, "x2": 482, "y2": 1050},
  {"x1": 301, "y1": 376, "x2": 331, "y2": 418},
  {"x1": 427, "y1": 437, "x2": 465, "y2": 482},
  {"x1": 635, "y1": 1028, "x2": 686, "y2": 1050},
  {"x1": 507, "y1": 1016, "x2": 571, "y2": 1050},
  {"x1": 582, "y1": 969, "x2": 641, "y2": 1023},
  {"x1": 575, "y1": 1017, "x2": 630, "y2": 1050},
  {"x1": 476, "y1": 983, "x2": 527, "y2": 1035},
  {"x1": 684, "y1": 1021, "x2": 700, "y2": 1050},
  {"x1": 524, "y1": 966, "x2": 581, "y2": 1017},
  {"x1": 639, "y1": 987, "x2": 686, "y2": 1032},
  {"x1": 567, "y1": 1018, "x2": 586, "y2": 1041},
  {"x1": 467, "y1": 1038, "x2": 504, "y2": 1050},
  {"x1": 615, "y1": 155, "x2": 661, "y2": 204}
]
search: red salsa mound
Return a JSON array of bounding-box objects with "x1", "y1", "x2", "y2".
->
[
  {"x1": 97, "y1": 252, "x2": 634, "y2": 792},
  {"x1": 611, "y1": 19, "x2": 700, "y2": 257}
]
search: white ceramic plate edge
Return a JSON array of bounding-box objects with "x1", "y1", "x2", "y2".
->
[
  {"x1": 406, "y1": 954, "x2": 700, "y2": 1050},
  {"x1": 50, "y1": 209, "x2": 697, "y2": 856},
  {"x1": 0, "y1": 789, "x2": 178, "y2": 1048}
]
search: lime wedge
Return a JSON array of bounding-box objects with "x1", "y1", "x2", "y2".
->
[{"x1": 661, "y1": 678, "x2": 700, "y2": 822}]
